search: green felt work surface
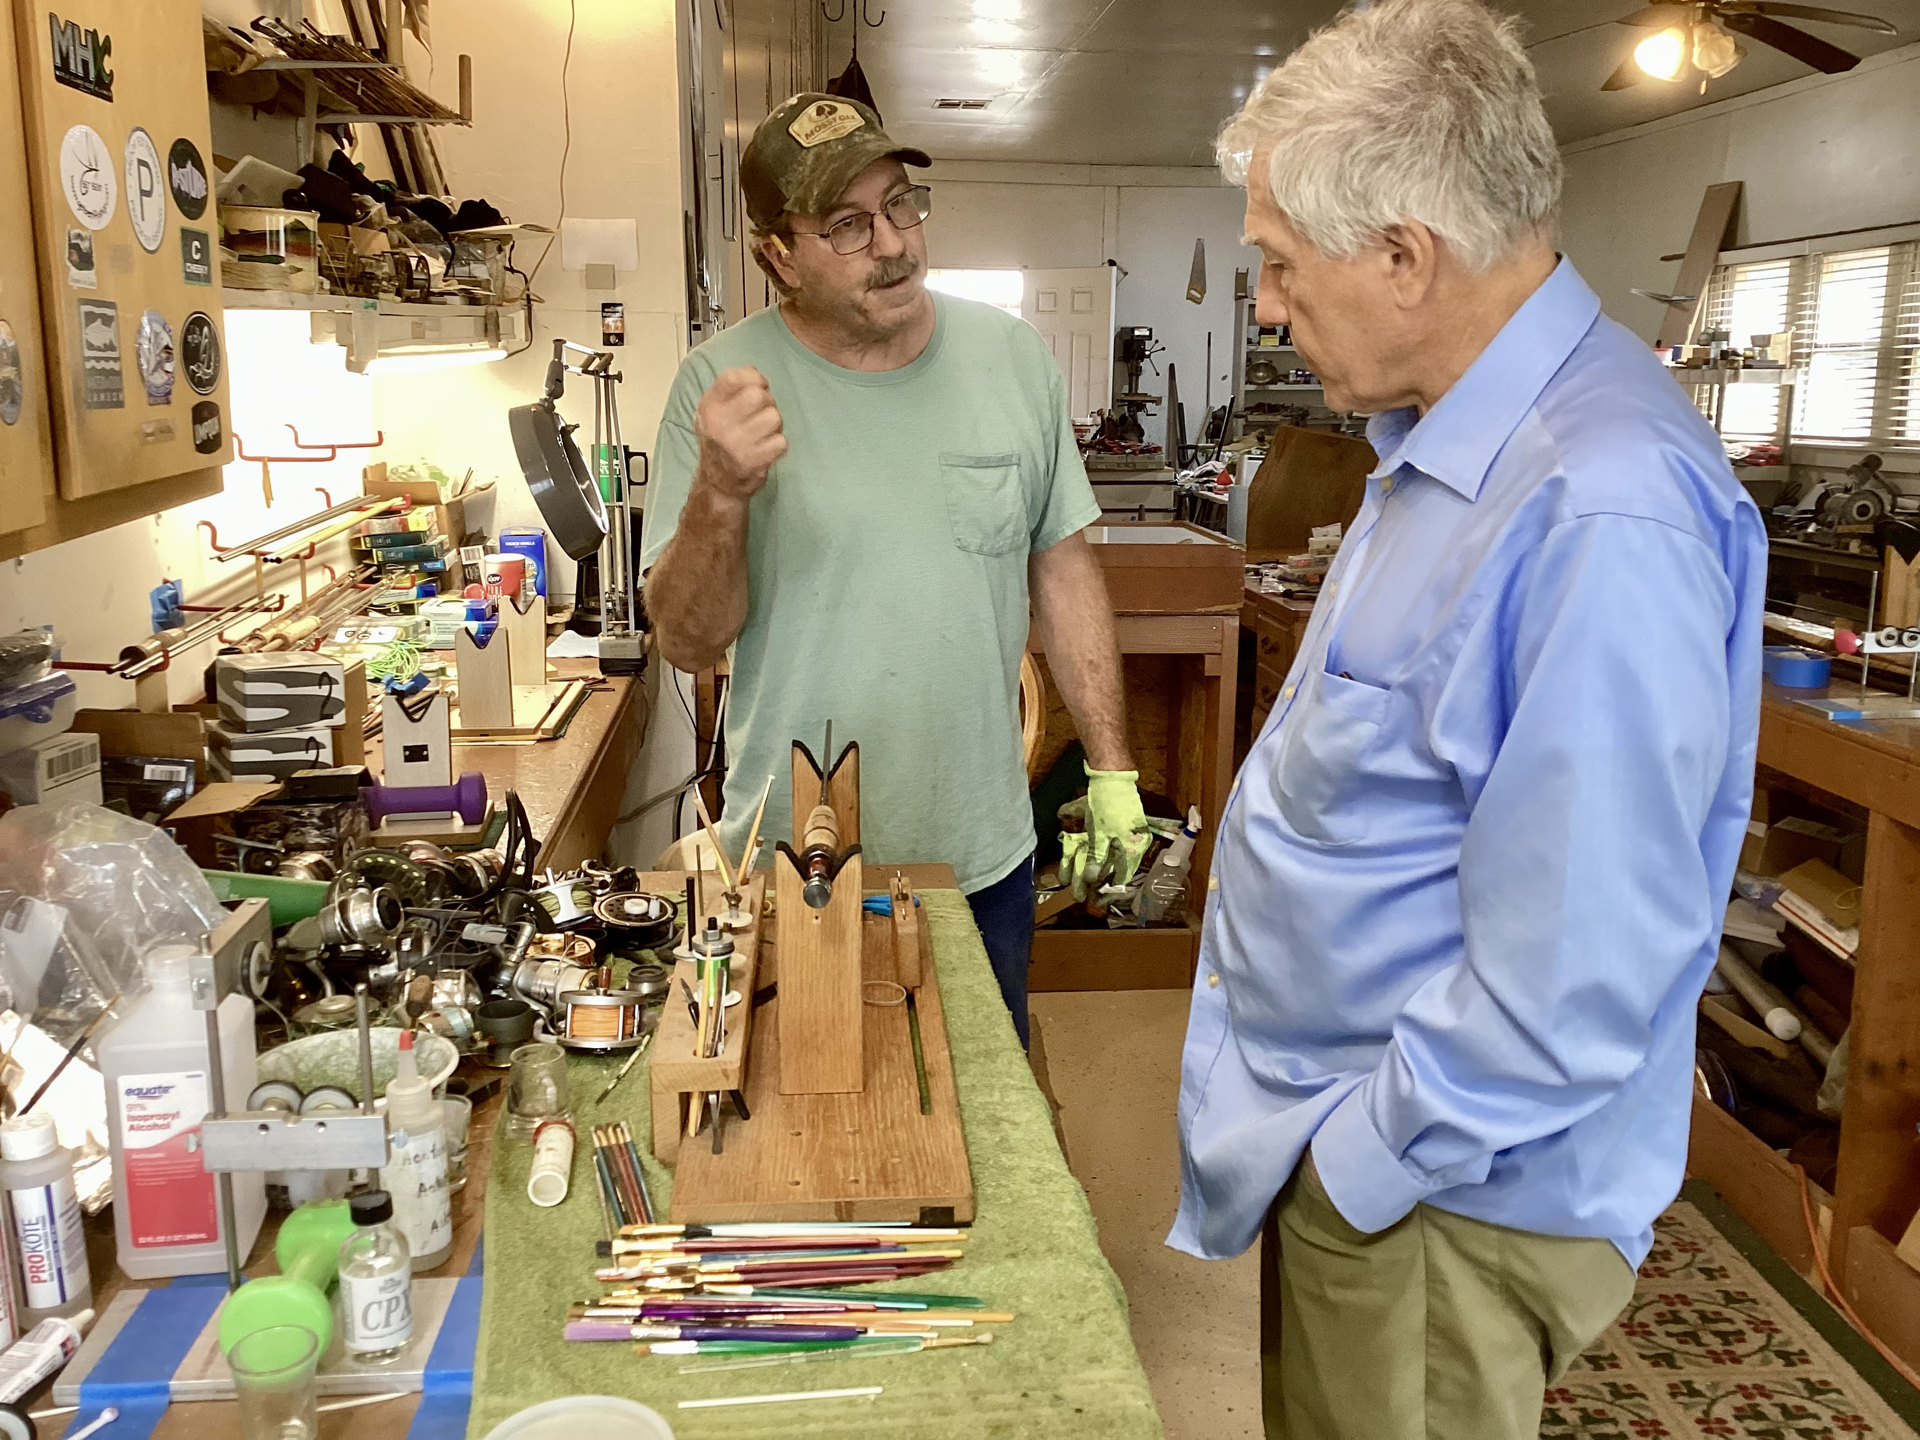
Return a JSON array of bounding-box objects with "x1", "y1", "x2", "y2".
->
[{"x1": 470, "y1": 889, "x2": 1163, "y2": 1439}]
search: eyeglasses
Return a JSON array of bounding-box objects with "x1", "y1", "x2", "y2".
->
[{"x1": 790, "y1": 185, "x2": 933, "y2": 256}]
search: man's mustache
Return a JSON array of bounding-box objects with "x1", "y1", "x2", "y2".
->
[{"x1": 866, "y1": 254, "x2": 922, "y2": 290}]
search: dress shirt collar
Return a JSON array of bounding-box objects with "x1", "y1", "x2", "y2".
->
[{"x1": 1364, "y1": 256, "x2": 1601, "y2": 502}]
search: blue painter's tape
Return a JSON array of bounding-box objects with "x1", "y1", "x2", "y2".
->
[
  {"x1": 70, "y1": 1282, "x2": 228, "y2": 1440},
  {"x1": 404, "y1": 1275, "x2": 483, "y2": 1440}
]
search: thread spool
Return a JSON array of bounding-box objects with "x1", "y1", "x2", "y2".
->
[{"x1": 557, "y1": 988, "x2": 650, "y2": 1051}]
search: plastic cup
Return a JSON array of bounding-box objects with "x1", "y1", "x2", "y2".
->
[
  {"x1": 505, "y1": 1043, "x2": 569, "y2": 1141},
  {"x1": 228, "y1": 1325, "x2": 319, "y2": 1440}
]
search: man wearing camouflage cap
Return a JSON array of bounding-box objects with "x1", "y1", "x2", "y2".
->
[{"x1": 640, "y1": 93, "x2": 1147, "y2": 1046}]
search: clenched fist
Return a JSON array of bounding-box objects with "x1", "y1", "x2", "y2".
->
[{"x1": 695, "y1": 367, "x2": 787, "y2": 502}]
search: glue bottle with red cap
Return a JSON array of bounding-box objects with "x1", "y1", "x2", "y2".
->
[{"x1": 379, "y1": 1032, "x2": 451, "y2": 1272}]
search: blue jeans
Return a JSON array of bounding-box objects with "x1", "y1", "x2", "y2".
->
[{"x1": 965, "y1": 854, "x2": 1035, "y2": 1048}]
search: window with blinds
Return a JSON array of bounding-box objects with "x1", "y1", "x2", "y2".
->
[{"x1": 1695, "y1": 240, "x2": 1920, "y2": 449}]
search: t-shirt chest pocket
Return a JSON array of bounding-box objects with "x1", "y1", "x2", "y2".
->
[{"x1": 940, "y1": 452, "x2": 1027, "y2": 556}]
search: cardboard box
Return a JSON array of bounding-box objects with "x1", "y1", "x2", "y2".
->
[
  {"x1": 214, "y1": 655, "x2": 347, "y2": 733},
  {"x1": 1743, "y1": 817, "x2": 1853, "y2": 878},
  {"x1": 208, "y1": 722, "x2": 334, "y2": 782},
  {"x1": 0, "y1": 732, "x2": 100, "y2": 804},
  {"x1": 1778, "y1": 858, "x2": 1863, "y2": 929}
]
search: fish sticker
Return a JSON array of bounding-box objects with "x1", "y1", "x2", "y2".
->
[
  {"x1": 77, "y1": 298, "x2": 122, "y2": 409},
  {"x1": 167, "y1": 138, "x2": 207, "y2": 220},
  {"x1": 191, "y1": 400, "x2": 222, "y2": 454}
]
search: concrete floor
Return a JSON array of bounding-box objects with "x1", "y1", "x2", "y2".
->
[{"x1": 1030, "y1": 989, "x2": 1262, "y2": 1440}]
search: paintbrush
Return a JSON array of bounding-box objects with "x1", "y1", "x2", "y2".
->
[
  {"x1": 690, "y1": 785, "x2": 736, "y2": 895},
  {"x1": 19, "y1": 994, "x2": 122, "y2": 1116}
]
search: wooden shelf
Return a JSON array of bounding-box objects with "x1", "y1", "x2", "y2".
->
[
  {"x1": 220, "y1": 288, "x2": 508, "y2": 318},
  {"x1": 1671, "y1": 367, "x2": 1800, "y2": 386}
]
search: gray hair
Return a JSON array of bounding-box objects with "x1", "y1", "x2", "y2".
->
[{"x1": 1218, "y1": 0, "x2": 1561, "y2": 273}]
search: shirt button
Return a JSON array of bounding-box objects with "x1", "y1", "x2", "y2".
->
[
  {"x1": 1207, "y1": 972, "x2": 1220, "y2": 988},
  {"x1": 1283, "y1": 684, "x2": 1295, "y2": 700},
  {"x1": 1329, "y1": 581, "x2": 1339, "y2": 597},
  {"x1": 1382, "y1": 478, "x2": 1395, "y2": 495},
  {"x1": 1208, "y1": 874, "x2": 1219, "y2": 892}
]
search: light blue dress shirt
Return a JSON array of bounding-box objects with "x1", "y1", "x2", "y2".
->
[{"x1": 1169, "y1": 259, "x2": 1767, "y2": 1270}]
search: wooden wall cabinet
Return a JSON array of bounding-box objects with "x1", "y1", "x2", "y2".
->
[
  {"x1": 12, "y1": 0, "x2": 230, "y2": 500},
  {"x1": 0, "y1": 0, "x2": 51, "y2": 536}
]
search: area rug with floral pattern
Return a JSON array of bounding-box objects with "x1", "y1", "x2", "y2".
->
[{"x1": 1548, "y1": 1184, "x2": 1920, "y2": 1440}]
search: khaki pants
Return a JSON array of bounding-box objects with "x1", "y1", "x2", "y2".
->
[{"x1": 1259, "y1": 1161, "x2": 1636, "y2": 1440}]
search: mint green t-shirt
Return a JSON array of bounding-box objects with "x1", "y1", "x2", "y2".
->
[{"x1": 638, "y1": 294, "x2": 1100, "y2": 893}]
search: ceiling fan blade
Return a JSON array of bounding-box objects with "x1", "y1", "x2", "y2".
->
[
  {"x1": 1616, "y1": 3, "x2": 1685, "y2": 24},
  {"x1": 1602, "y1": 52, "x2": 1647, "y2": 88},
  {"x1": 1722, "y1": 1, "x2": 1896, "y2": 32},
  {"x1": 1719, "y1": 10, "x2": 1863, "y2": 69}
]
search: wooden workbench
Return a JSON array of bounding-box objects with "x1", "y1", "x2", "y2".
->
[
  {"x1": 371, "y1": 663, "x2": 647, "y2": 871},
  {"x1": 58, "y1": 663, "x2": 650, "y2": 1436},
  {"x1": 1026, "y1": 525, "x2": 1241, "y2": 991},
  {"x1": 1690, "y1": 685, "x2": 1920, "y2": 1370}
]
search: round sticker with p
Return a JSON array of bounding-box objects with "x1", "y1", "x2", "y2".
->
[
  {"x1": 59, "y1": 124, "x2": 115, "y2": 230},
  {"x1": 124, "y1": 127, "x2": 165, "y2": 253}
]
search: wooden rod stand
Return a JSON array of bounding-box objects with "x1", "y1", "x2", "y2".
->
[{"x1": 648, "y1": 871, "x2": 766, "y2": 1165}]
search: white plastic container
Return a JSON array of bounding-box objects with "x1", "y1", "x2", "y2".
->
[
  {"x1": 379, "y1": 1031, "x2": 451, "y2": 1272},
  {"x1": 0, "y1": 1112, "x2": 90, "y2": 1323},
  {"x1": 93, "y1": 944, "x2": 266, "y2": 1278},
  {"x1": 1136, "y1": 806, "x2": 1204, "y2": 926},
  {"x1": 0, "y1": 673, "x2": 77, "y2": 756}
]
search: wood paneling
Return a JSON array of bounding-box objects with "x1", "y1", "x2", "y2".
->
[
  {"x1": 0, "y1": 1, "x2": 51, "y2": 535},
  {"x1": 1687, "y1": 1094, "x2": 1818, "y2": 1273}
]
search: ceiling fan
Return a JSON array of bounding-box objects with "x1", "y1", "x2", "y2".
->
[{"x1": 1603, "y1": 0, "x2": 1896, "y2": 91}]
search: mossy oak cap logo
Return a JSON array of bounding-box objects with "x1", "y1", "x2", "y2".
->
[
  {"x1": 48, "y1": 13, "x2": 111, "y2": 101},
  {"x1": 740, "y1": 92, "x2": 931, "y2": 229},
  {"x1": 789, "y1": 100, "x2": 866, "y2": 148}
]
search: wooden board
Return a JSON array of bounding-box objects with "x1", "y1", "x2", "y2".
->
[
  {"x1": 1658, "y1": 181, "x2": 1742, "y2": 352},
  {"x1": 665, "y1": 896, "x2": 974, "y2": 1224},
  {"x1": 1686, "y1": 1093, "x2": 1818, "y2": 1273},
  {"x1": 791, "y1": 740, "x2": 860, "y2": 849},
  {"x1": 1842, "y1": 1225, "x2": 1920, "y2": 1376},
  {"x1": 0, "y1": 1, "x2": 51, "y2": 535},
  {"x1": 14, "y1": 0, "x2": 235, "y2": 497},
  {"x1": 650, "y1": 872, "x2": 767, "y2": 1165},
  {"x1": 502, "y1": 588, "x2": 547, "y2": 688},
  {"x1": 451, "y1": 622, "x2": 513, "y2": 729},
  {"x1": 775, "y1": 846, "x2": 865, "y2": 1095}
]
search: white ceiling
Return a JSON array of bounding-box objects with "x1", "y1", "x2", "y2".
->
[{"x1": 828, "y1": 0, "x2": 1920, "y2": 166}]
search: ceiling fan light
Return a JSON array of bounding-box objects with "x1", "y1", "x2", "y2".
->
[
  {"x1": 1692, "y1": 21, "x2": 1743, "y2": 78},
  {"x1": 1634, "y1": 25, "x2": 1689, "y2": 80}
]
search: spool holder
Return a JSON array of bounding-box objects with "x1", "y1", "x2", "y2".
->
[{"x1": 193, "y1": 902, "x2": 391, "y2": 1291}]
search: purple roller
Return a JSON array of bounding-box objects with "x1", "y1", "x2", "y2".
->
[{"x1": 363, "y1": 771, "x2": 488, "y2": 826}]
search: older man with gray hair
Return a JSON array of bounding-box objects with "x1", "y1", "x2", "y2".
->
[{"x1": 1169, "y1": 1, "x2": 1766, "y2": 1435}]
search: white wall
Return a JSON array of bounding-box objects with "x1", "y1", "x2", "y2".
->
[
  {"x1": 922, "y1": 161, "x2": 1259, "y2": 450},
  {"x1": 0, "y1": 0, "x2": 693, "y2": 867},
  {"x1": 1559, "y1": 41, "x2": 1920, "y2": 346}
]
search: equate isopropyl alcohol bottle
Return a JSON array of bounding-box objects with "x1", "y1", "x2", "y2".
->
[{"x1": 94, "y1": 943, "x2": 265, "y2": 1278}]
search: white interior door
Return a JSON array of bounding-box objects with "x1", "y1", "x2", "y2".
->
[{"x1": 1020, "y1": 266, "x2": 1115, "y2": 422}]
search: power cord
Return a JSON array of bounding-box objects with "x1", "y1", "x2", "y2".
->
[
  {"x1": 528, "y1": 0, "x2": 577, "y2": 286},
  {"x1": 1798, "y1": 1164, "x2": 1920, "y2": 1389}
]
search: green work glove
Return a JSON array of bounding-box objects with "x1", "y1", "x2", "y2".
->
[
  {"x1": 1085, "y1": 765, "x2": 1151, "y2": 889},
  {"x1": 1059, "y1": 829, "x2": 1094, "y2": 903}
]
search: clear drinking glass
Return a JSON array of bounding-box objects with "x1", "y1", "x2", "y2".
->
[
  {"x1": 440, "y1": 1094, "x2": 473, "y2": 1192},
  {"x1": 228, "y1": 1325, "x2": 320, "y2": 1440},
  {"x1": 505, "y1": 1043, "x2": 569, "y2": 1141}
]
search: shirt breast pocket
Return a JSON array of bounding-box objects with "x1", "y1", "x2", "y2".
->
[
  {"x1": 940, "y1": 453, "x2": 1027, "y2": 557},
  {"x1": 1273, "y1": 670, "x2": 1395, "y2": 848}
]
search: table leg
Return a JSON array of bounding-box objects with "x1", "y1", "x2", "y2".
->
[{"x1": 1831, "y1": 811, "x2": 1920, "y2": 1284}]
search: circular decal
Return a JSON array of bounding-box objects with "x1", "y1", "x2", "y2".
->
[
  {"x1": 58, "y1": 124, "x2": 115, "y2": 230},
  {"x1": 123, "y1": 127, "x2": 165, "y2": 253},
  {"x1": 167, "y1": 137, "x2": 208, "y2": 220},
  {"x1": 180, "y1": 312, "x2": 220, "y2": 395},
  {"x1": 136, "y1": 309, "x2": 174, "y2": 406},
  {"x1": 0, "y1": 321, "x2": 21, "y2": 427}
]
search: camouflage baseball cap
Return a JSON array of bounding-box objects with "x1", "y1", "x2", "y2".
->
[{"x1": 740, "y1": 93, "x2": 932, "y2": 229}]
